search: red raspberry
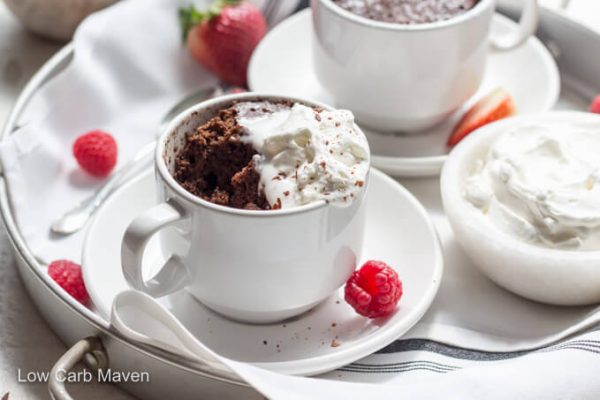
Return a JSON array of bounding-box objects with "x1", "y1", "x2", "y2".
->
[
  {"x1": 48, "y1": 260, "x2": 90, "y2": 304},
  {"x1": 73, "y1": 130, "x2": 117, "y2": 177},
  {"x1": 344, "y1": 260, "x2": 403, "y2": 318},
  {"x1": 590, "y1": 95, "x2": 600, "y2": 114}
]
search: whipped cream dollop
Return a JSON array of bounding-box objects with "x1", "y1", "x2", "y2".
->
[
  {"x1": 235, "y1": 101, "x2": 369, "y2": 208},
  {"x1": 465, "y1": 122, "x2": 600, "y2": 250}
]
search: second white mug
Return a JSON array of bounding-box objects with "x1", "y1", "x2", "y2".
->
[{"x1": 311, "y1": 0, "x2": 538, "y2": 133}]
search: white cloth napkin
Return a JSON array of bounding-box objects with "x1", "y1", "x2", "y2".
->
[
  {"x1": 112, "y1": 289, "x2": 600, "y2": 400},
  {"x1": 1, "y1": 0, "x2": 600, "y2": 398},
  {"x1": 228, "y1": 331, "x2": 600, "y2": 399}
]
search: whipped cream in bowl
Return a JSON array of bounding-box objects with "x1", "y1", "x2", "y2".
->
[{"x1": 441, "y1": 112, "x2": 600, "y2": 306}]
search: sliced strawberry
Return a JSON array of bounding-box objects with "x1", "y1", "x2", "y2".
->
[
  {"x1": 590, "y1": 95, "x2": 600, "y2": 114},
  {"x1": 447, "y1": 87, "x2": 516, "y2": 147},
  {"x1": 180, "y1": 1, "x2": 266, "y2": 87}
]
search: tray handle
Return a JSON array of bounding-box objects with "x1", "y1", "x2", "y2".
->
[{"x1": 48, "y1": 337, "x2": 108, "y2": 400}]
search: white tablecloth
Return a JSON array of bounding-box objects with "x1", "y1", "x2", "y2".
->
[{"x1": 0, "y1": 1, "x2": 598, "y2": 399}]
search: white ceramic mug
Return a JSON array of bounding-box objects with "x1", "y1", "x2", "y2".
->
[
  {"x1": 312, "y1": 0, "x2": 539, "y2": 132},
  {"x1": 121, "y1": 93, "x2": 369, "y2": 324}
]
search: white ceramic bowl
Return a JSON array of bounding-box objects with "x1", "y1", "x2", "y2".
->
[{"x1": 441, "y1": 111, "x2": 600, "y2": 306}]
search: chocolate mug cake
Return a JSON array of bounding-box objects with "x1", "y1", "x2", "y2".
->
[{"x1": 122, "y1": 94, "x2": 370, "y2": 323}]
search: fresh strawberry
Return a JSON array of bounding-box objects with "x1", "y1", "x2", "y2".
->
[
  {"x1": 179, "y1": 0, "x2": 266, "y2": 87},
  {"x1": 447, "y1": 87, "x2": 516, "y2": 147},
  {"x1": 590, "y1": 95, "x2": 600, "y2": 114}
]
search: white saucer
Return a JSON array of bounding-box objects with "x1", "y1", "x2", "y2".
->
[
  {"x1": 83, "y1": 167, "x2": 443, "y2": 376},
  {"x1": 248, "y1": 9, "x2": 560, "y2": 177}
]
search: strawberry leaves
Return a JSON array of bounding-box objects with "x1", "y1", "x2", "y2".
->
[
  {"x1": 179, "y1": 0, "x2": 243, "y2": 41},
  {"x1": 179, "y1": 5, "x2": 204, "y2": 41}
]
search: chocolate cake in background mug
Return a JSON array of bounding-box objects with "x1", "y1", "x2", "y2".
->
[{"x1": 332, "y1": 0, "x2": 479, "y2": 24}]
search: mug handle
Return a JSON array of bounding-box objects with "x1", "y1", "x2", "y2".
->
[
  {"x1": 121, "y1": 200, "x2": 189, "y2": 297},
  {"x1": 491, "y1": 0, "x2": 539, "y2": 51}
]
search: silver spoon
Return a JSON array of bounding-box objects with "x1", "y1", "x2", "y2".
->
[{"x1": 51, "y1": 86, "x2": 224, "y2": 235}]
